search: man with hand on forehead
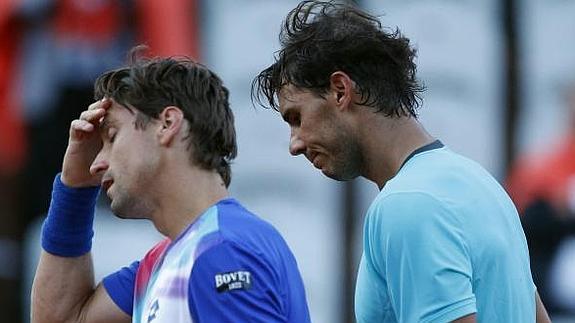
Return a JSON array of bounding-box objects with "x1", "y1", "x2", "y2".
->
[{"x1": 31, "y1": 55, "x2": 311, "y2": 323}]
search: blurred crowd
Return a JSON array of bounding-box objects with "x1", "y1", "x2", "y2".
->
[
  {"x1": 506, "y1": 82, "x2": 575, "y2": 315},
  {"x1": 0, "y1": 0, "x2": 199, "y2": 321}
]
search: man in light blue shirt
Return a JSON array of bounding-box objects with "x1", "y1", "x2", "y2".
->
[
  {"x1": 356, "y1": 141, "x2": 536, "y2": 322},
  {"x1": 253, "y1": 1, "x2": 550, "y2": 321}
]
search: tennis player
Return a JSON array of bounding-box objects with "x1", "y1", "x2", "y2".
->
[
  {"x1": 253, "y1": 1, "x2": 550, "y2": 322},
  {"x1": 31, "y1": 55, "x2": 311, "y2": 323}
]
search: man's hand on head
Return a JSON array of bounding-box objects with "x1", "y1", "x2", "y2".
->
[{"x1": 61, "y1": 98, "x2": 112, "y2": 188}]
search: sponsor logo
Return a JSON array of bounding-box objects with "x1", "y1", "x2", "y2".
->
[{"x1": 215, "y1": 270, "x2": 252, "y2": 293}]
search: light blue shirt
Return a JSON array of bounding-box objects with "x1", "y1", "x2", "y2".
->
[{"x1": 355, "y1": 143, "x2": 535, "y2": 322}]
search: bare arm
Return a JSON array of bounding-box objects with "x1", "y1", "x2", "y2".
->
[
  {"x1": 452, "y1": 313, "x2": 476, "y2": 323},
  {"x1": 31, "y1": 99, "x2": 128, "y2": 323},
  {"x1": 31, "y1": 252, "x2": 129, "y2": 323},
  {"x1": 536, "y1": 290, "x2": 551, "y2": 323}
]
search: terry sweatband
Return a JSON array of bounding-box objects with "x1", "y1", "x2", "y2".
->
[{"x1": 41, "y1": 173, "x2": 100, "y2": 257}]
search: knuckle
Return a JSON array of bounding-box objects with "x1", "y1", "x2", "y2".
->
[{"x1": 88, "y1": 101, "x2": 100, "y2": 110}]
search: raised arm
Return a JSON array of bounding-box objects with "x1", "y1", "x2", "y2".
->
[
  {"x1": 31, "y1": 99, "x2": 129, "y2": 323},
  {"x1": 32, "y1": 254, "x2": 128, "y2": 323}
]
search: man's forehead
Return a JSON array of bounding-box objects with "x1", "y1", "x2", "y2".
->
[
  {"x1": 100, "y1": 102, "x2": 118, "y2": 123},
  {"x1": 100, "y1": 100, "x2": 132, "y2": 126},
  {"x1": 279, "y1": 84, "x2": 301, "y2": 100},
  {"x1": 278, "y1": 85, "x2": 307, "y2": 111},
  {"x1": 99, "y1": 113, "x2": 116, "y2": 130}
]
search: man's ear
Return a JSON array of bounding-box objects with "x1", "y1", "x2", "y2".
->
[
  {"x1": 329, "y1": 71, "x2": 355, "y2": 111},
  {"x1": 157, "y1": 106, "x2": 184, "y2": 146}
]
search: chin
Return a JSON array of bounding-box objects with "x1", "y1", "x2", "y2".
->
[
  {"x1": 111, "y1": 209, "x2": 148, "y2": 220},
  {"x1": 110, "y1": 198, "x2": 150, "y2": 220},
  {"x1": 322, "y1": 166, "x2": 360, "y2": 182},
  {"x1": 322, "y1": 170, "x2": 349, "y2": 181}
]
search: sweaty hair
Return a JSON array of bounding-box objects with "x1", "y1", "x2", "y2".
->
[
  {"x1": 94, "y1": 52, "x2": 237, "y2": 187},
  {"x1": 252, "y1": 0, "x2": 424, "y2": 117}
]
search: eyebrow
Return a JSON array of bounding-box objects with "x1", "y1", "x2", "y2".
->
[{"x1": 278, "y1": 91, "x2": 299, "y2": 122}]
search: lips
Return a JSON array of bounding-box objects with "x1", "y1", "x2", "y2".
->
[
  {"x1": 309, "y1": 153, "x2": 322, "y2": 169},
  {"x1": 101, "y1": 178, "x2": 114, "y2": 195}
]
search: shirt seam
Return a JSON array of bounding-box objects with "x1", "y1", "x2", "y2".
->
[{"x1": 422, "y1": 297, "x2": 476, "y2": 323}]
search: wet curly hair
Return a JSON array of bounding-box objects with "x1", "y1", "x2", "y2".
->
[{"x1": 252, "y1": 0, "x2": 425, "y2": 118}]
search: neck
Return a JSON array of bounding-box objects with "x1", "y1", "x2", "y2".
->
[
  {"x1": 150, "y1": 166, "x2": 229, "y2": 240},
  {"x1": 358, "y1": 115, "x2": 434, "y2": 189}
]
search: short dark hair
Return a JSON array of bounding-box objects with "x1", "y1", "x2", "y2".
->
[
  {"x1": 252, "y1": 0, "x2": 424, "y2": 117},
  {"x1": 94, "y1": 53, "x2": 237, "y2": 187}
]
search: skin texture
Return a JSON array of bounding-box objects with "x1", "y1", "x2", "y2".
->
[
  {"x1": 279, "y1": 84, "x2": 363, "y2": 181},
  {"x1": 452, "y1": 314, "x2": 476, "y2": 323},
  {"x1": 536, "y1": 291, "x2": 552, "y2": 323},
  {"x1": 31, "y1": 98, "x2": 229, "y2": 323}
]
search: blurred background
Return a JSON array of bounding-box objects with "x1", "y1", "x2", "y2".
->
[{"x1": 1, "y1": 0, "x2": 574, "y2": 322}]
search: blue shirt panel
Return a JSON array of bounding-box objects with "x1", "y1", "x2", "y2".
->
[
  {"x1": 103, "y1": 198, "x2": 311, "y2": 322},
  {"x1": 103, "y1": 260, "x2": 140, "y2": 315}
]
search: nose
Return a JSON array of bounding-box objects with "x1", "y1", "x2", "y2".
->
[
  {"x1": 89, "y1": 149, "x2": 109, "y2": 175},
  {"x1": 289, "y1": 131, "x2": 306, "y2": 156}
]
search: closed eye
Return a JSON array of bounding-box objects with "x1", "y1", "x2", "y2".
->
[
  {"x1": 283, "y1": 111, "x2": 301, "y2": 127},
  {"x1": 106, "y1": 128, "x2": 117, "y2": 144},
  {"x1": 100, "y1": 117, "x2": 118, "y2": 144}
]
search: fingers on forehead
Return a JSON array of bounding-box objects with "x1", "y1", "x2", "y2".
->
[{"x1": 88, "y1": 98, "x2": 113, "y2": 110}]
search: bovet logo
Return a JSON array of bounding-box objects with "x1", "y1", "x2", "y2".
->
[{"x1": 214, "y1": 270, "x2": 252, "y2": 293}]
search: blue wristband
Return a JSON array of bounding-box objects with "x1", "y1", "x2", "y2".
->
[{"x1": 41, "y1": 174, "x2": 101, "y2": 257}]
